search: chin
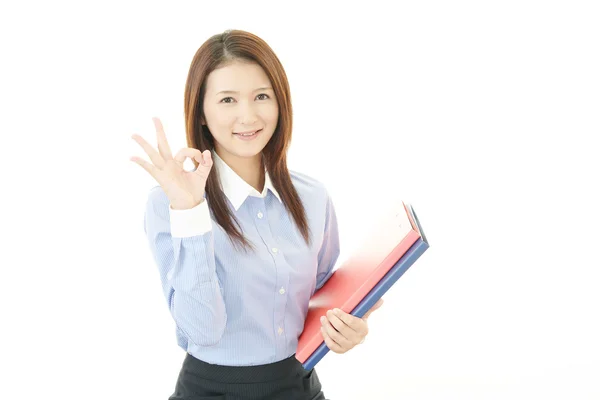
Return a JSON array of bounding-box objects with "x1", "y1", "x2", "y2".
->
[
  {"x1": 233, "y1": 135, "x2": 272, "y2": 154},
  {"x1": 225, "y1": 144, "x2": 266, "y2": 159},
  {"x1": 243, "y1": 147, "x2": 269, "y2": 158}
]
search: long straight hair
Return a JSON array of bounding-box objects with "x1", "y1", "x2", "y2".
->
[{"x1": 183, "y1": 29, "x2": 311, "y2": 252}]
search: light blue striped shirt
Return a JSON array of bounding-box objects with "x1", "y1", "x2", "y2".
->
[{"x1": 143, "y1": 151, "x2": 340, "y2": 366}]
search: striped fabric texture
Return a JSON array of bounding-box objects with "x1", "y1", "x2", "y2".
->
[{"x1": 143, "y1": 151, "x2": 340, "y2": 366}]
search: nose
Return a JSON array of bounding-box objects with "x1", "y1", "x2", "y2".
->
[{"x1": 239, "y1": 101, "x2": 257, "y2": 125}]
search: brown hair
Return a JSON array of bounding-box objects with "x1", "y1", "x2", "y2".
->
[{"x1": 183, "y1": 29, "x2": 311, "y2": 252}]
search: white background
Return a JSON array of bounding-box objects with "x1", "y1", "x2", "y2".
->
[{"x1": 1, "y1": 1, "x2": 599, "y2": 399}]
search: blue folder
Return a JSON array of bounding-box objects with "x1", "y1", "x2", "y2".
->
[{"x1": 302, "y1": 204, "x2": 429, "y2": 370}]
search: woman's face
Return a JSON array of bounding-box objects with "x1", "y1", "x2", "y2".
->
[{"x1": 202, "y1": 60, "x2": 279, "y2": 163}]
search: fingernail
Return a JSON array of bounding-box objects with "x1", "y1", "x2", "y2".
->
[{"x1": 320, "y1": 316, "x2": 326, "y2": 323}]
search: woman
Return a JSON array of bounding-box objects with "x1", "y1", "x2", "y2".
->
[{"x1": 131, "y1": 29, "x2": 383, "y2": 400}]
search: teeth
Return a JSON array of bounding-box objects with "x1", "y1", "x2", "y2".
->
[{"x1": 237, "y1": 130, "x2": 258, "y2": 136}]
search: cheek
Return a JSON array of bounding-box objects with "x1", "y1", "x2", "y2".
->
[
  {"x1": 204, "y1": 108, "x2": 234, "y2": 137},
  {"x1": 266, "y1": 105, "x2": 279, "y2": 124}
]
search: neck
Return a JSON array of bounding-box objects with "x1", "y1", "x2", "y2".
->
[{"x1": 216, "y1": 149, "x2": 265, "y2": 193}]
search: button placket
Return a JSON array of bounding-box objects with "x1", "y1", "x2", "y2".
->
[{"x1": 253, "y1": 197, "x2": 287, "y2": 356}]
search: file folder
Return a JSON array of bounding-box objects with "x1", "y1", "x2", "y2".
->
[{"x1": 296, "y1": 202, "x2": 429, "y2": 370}]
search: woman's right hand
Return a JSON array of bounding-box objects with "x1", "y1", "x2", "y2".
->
[{"x1": 130, "y1": 117, "x2": 213, "y2": 210}]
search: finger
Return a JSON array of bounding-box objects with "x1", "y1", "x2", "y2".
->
[
  {"x1": 130, "y1": 156, "x2": 160, "y2": 179},
  {"x1": 173, "y1": 147, "x2": 202, "y2": 165},
  {"x1": 362, "y1": 309, "x2": 374, "y2": 320},
  {"x1": 321, "y1": 315, "x2": 353, "y2": 348},
  {"x1": 131, "y1": 134, "x2": 165, "y2": 168},
  {"x1": 332, "y1": 308, "x2": 363, "y2": 332},
  {"x1": 153, "y1": 117, "x2": 173, "y2": 160},
  {"x1": 194, "y1": 150, "x2": 213, "y2": 173},
  {"x1": 325, "y1": 311, "x2": 360, "y2": 343},
  {"x1": 362, "y1": 298, "x2": 384, "y2": 320},
  {"x1": 321, "y1": 327, "x2": 345, "y2": 354}
]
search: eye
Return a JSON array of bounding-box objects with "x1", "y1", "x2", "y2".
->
[{"x1": 219, "y1": 94, "x2": 271, "y2": 104}]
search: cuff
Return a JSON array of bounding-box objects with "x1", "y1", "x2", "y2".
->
[{"x1": 169, "y1": 200, "x2": 212, "y2": 237}]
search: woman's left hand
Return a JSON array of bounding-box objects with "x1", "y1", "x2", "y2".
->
[{"x1": 320, "y1": 298, "x2": 384, "y2": 354}]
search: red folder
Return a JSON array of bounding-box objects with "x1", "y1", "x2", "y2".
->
[{"x1": 296, "y1": 200, "x2": 422, "y2": 363}]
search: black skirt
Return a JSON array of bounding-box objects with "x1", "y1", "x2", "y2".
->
[{"x1": 168, "y1": 352, "x2": 328, "y2": 400}]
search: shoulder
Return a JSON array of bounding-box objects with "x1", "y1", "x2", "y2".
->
[
  {"x1": 288, "y1": 169, "x2": 334, "y2": 220},
  {"x1": 288, "y1": 170, "x2": 336, "y2": 241},
  {"x1": 289, "y1": 169, "x2": 330, "y2": 200}
]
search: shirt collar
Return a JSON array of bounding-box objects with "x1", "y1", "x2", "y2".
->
[{"x1": 212, "y1": 150, "x2": 282, "y2": 211}]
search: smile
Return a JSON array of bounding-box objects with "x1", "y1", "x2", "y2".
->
[{"x1": 233, "y1": 129, "x2": 262, "y2": 140}]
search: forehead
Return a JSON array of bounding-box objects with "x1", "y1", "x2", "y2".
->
[{"x1": 205, "y1": 61, "x2": 271, "y2": 92}]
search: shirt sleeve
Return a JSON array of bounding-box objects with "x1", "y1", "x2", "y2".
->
[
  {"x1": 143, "y1": 187, "x2": 227, "y2": 347},
  {"x1": 314, "y1": 189, "x2": 340, "y2": 293}
]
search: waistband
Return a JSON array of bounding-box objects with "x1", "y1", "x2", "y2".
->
[{"x1": 182, "y1": 352, "x2": 305, "y2": 383}]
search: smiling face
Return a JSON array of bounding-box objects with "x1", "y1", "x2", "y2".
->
[{"x1": 201, "y1": 60, "x2": 279, "y2": 165}]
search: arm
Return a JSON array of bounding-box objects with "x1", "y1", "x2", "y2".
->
[
  {"x1": 144, "y1": 187, "x2": 227, "y2": 347},
  {"x1": 314, "y1": 190, "x2": 340, "y2": 293}
]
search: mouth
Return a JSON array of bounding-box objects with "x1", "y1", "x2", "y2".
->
[{"x1": 233, "y1": 129, "x2": 262, "y2": 138}]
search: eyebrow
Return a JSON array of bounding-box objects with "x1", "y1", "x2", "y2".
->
[{"x1": 215, "y1": 87, "x2": 273, "y2": 96}]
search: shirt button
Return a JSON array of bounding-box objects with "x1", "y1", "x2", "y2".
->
[
  {"x1": 279, "y1": 287, "x2": 285, "y2": 295},
  {"x1": 278, "y1": 327, "x2": 284, "y2": 335},
  {"x1": 272, "y1": 247, "x2": 278, "y2": 253},
  {"x1": 257, "y1": 212, "x2": 263, "y2": 219}
]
